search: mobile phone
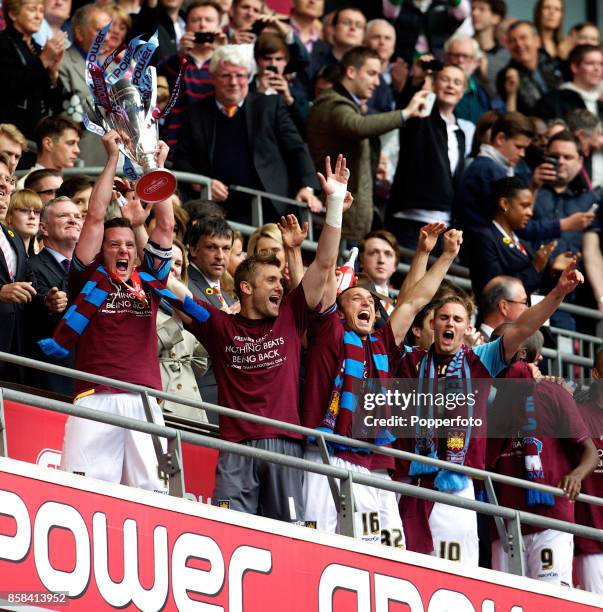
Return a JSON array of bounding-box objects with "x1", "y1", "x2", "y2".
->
[
  {"x1": 419, "y1": 59, "x2": 444, "y2": 72},
  {"x1": 251, "y1": 20, "x2": 267, "y2": 36},
  {"x1": 194, "y1": 31, "x2": 215, "y2": 43},
  {"x1": 590, "y1": 203, "x2": 599, "y2": 213},
  {"x1": 543, "y1": 154, "x2": 559, "y2": 180},
  {"x1": 265, "y1": 65, "x2": 278, "y2": 74},
  {"x1": 421, "y1": 92, "x2": 436, "y2": 118}
]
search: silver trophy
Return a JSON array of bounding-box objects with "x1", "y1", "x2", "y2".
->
[
  {"x1": 106, "y1": 71, "x2": 176, "y2": 203},
  {"x1": 85, "y1": 26, "x2": 178, "y2": 203}
]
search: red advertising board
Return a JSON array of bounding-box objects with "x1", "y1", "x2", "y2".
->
[
  {"x1": 3, "y1": 399, "x2": 218, "y2": 499},
  {"x1": 0, "y1": 457, "x2": 601, "y2": 611}
]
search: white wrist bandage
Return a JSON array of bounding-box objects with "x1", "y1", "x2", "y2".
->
[{"x1": 325, "y1": 177, "x2": 347, "y2": 228}]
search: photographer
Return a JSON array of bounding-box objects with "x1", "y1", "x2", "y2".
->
[
  {"x1": 253, "y1": 32, "x2": 309, "y2": 133},
  {"x1": 158, "y1": 0, "x2": 227, "y2": 150}
]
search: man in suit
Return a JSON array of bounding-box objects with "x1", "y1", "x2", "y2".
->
[
  {"x1": 173, "y1": 44, "x2": 321, "y2": 223},
  {"x1": 26, "y1": 197, "x2": 83, "y2": 394},
  {"x1": 0, "y1": 154, "x2": 36, "y2": 384},
  {"x1": 308, "y1": 46, "x2": 428, "y2": 242},
  {"x1": 58, "y1": 4, "x2": 111, "y2": 167},
  {"x1": 187, "y1": 216, "x2": 236, "y2": 413},
  {"x1": 478, "y1": 275, "x2": 529, "y2": 342}
]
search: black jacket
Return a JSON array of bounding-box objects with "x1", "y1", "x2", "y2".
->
[
  {"x1": 496, "y1": 53, "x2": 561, "y2": 116},
  {"x1": 388, "y1": 105, "x2": 465, "y2": 217},
  {"x1": 0, "y1": 225, "x2": 31, "y2": 383},
  {"x1": 465, "y1": 224, "x2": 543, "y2": 297},
  {"x1": 0, "y1": 27, "x2": 64, "y2": 138},
  {"x1": 25, "y1": 249, "x2": 74, "y2": 396},
  {"x1": 533, "y1": 87, "x2": 603, "y2": 123},
  {"x1": 172, "y1": 92, "x2": 319, "y2": 197},
  {"x1": 130, "y1": 1, "x2": 182, "y2": 64}
]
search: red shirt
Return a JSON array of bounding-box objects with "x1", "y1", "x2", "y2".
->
[
  {"x1": 301, "y1": 310, "x2": 397, "y2": 470},
  {"x1": 574, "y1": 400, "x2": 603, "y2": 554},
  {"x1": 490, "y1": 379, "x2": 589, "y2": 536},
  {"x1": 187, "y1": 284, "x2": 315, "y2": 443},
  {"x1": 68, "y1": 255, "x2": 164, "y2": 396}
]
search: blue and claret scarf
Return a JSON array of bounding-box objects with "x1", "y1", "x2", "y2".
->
[
  {"x1": 39, "y1": 249, "x2": 209, "y2": 360},
  {"x1": 521, "y1": 393, "x2": 555, "y2": 507},
  {"x1": 317, "y1": 328, "x2": 395, "y2": 452},
  {"x1": 408, "y1": 345, "x2": 474, "y2": 493}
]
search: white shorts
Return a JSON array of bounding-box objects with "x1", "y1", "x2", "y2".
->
[
  {"x1": 61, "y1": 392, "x2": 167, "y2": 493},
  {"x1": 429, "y1": 480, "x2": 479, "y2": 567},
  {"x1": 575, "y1": 554, "x2": 603, "y2": 595},
  {"x1": 372, "y1": 469, "x2": 406, "y2": 549},
  {"x1": 492, "y1": 530, "x2": 574, "y2": 586},
  {"x1": 303, "y1": 449, "x2": 404, "y2": 547}
]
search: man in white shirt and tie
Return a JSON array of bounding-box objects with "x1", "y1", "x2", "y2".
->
[{"x1": 26, "y1": 196, "x2": 83, "y2": 393}]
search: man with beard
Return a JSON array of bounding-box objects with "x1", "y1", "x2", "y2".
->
[{"x1": 172, "y1": 155, "x2": 351, "y2": 523}]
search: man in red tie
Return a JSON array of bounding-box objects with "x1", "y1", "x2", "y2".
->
[{"x1": 173, "y1": 44, "x2": 322, "y2": 222}]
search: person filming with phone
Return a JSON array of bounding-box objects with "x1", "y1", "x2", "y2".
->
[
  {"x1": 531, "y1": 130, "x2": 598, "y2": 330},
  {"x1": 159, "y1": 0, "x2": 227, "y2": 150},
  {"x1": 252, "y1": 32, "x2": 309, "y2": 131},
  {"x1": 387, "y1": 63, "x2": 468, "y2": 252}
]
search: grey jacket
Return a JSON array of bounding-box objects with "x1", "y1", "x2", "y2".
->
[{"x1": 307, "y1": 85, "x2": 404, "y2": 241}]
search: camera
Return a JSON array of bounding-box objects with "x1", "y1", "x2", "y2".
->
[
  {"x1": 419, "y1": 59, "x2": 444, "y2": 72},
  {"x1": 251, "y1": 20, "x2": 267, "y2": 36},
  {"x1": 194, "y1": 31, "x2": 215, "y2": 43}
]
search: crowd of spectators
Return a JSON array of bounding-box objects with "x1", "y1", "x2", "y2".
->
[{"x1": 0, "y1": 0, "x2": 602, "y2": 596}]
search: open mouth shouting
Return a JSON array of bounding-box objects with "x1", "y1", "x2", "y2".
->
[
  {"x1": 115, "y1": 259, "x2": 129, "y2": 274},
  {"x1": 442, "y1": 329, "x2": 455, "y2": 344},
  {"x1": 358, "y1": 309, "x2": 371, "y2": 323},
  {"x1": 268, "y1": 293, "x2": 282, "y2": 306}
]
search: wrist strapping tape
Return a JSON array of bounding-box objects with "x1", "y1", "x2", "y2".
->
[{"x1": 325, "y1": 177, "x2": 347, "y2": 229}]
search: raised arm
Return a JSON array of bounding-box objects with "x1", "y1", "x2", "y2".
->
[
  {"x1": 501, "y1": 262, "x2": 584, "y2": 361},
  {"x1": 278, "y1": 213, "x2": 308, "y2": 291},
  {"x1": 389, "y1": 229, "x2": 462, "y2": 345},
  {"x1": 147, "y1": 141, "x2": 174, "y2": 253},
  {"x1": 74, "y1": 131, "x2": 120, "y2": 264},
  {"x1": 397, "y1": 222, "x2": 446, "y2": 301},
  {"x1": 301, "y1": 155, "x2": 350, "y2": 309}
]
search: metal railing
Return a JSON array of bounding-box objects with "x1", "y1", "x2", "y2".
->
[{"x1": 1, "y1": 351, "x2": 602, "y2": 580}]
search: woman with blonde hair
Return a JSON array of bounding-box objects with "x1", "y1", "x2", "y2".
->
[
  {"x1": 222, "y1": 229, "x2": 245, "y2": 298},
  {"x1": 247, "y1": 218, "x2": 307, "y2": 292},
  {"x1": 102, "y1": 5, "x2": 132, "y2": 60},
  {"x1": 7, "y1": 189, "x2": 43, "y2": 256}
]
